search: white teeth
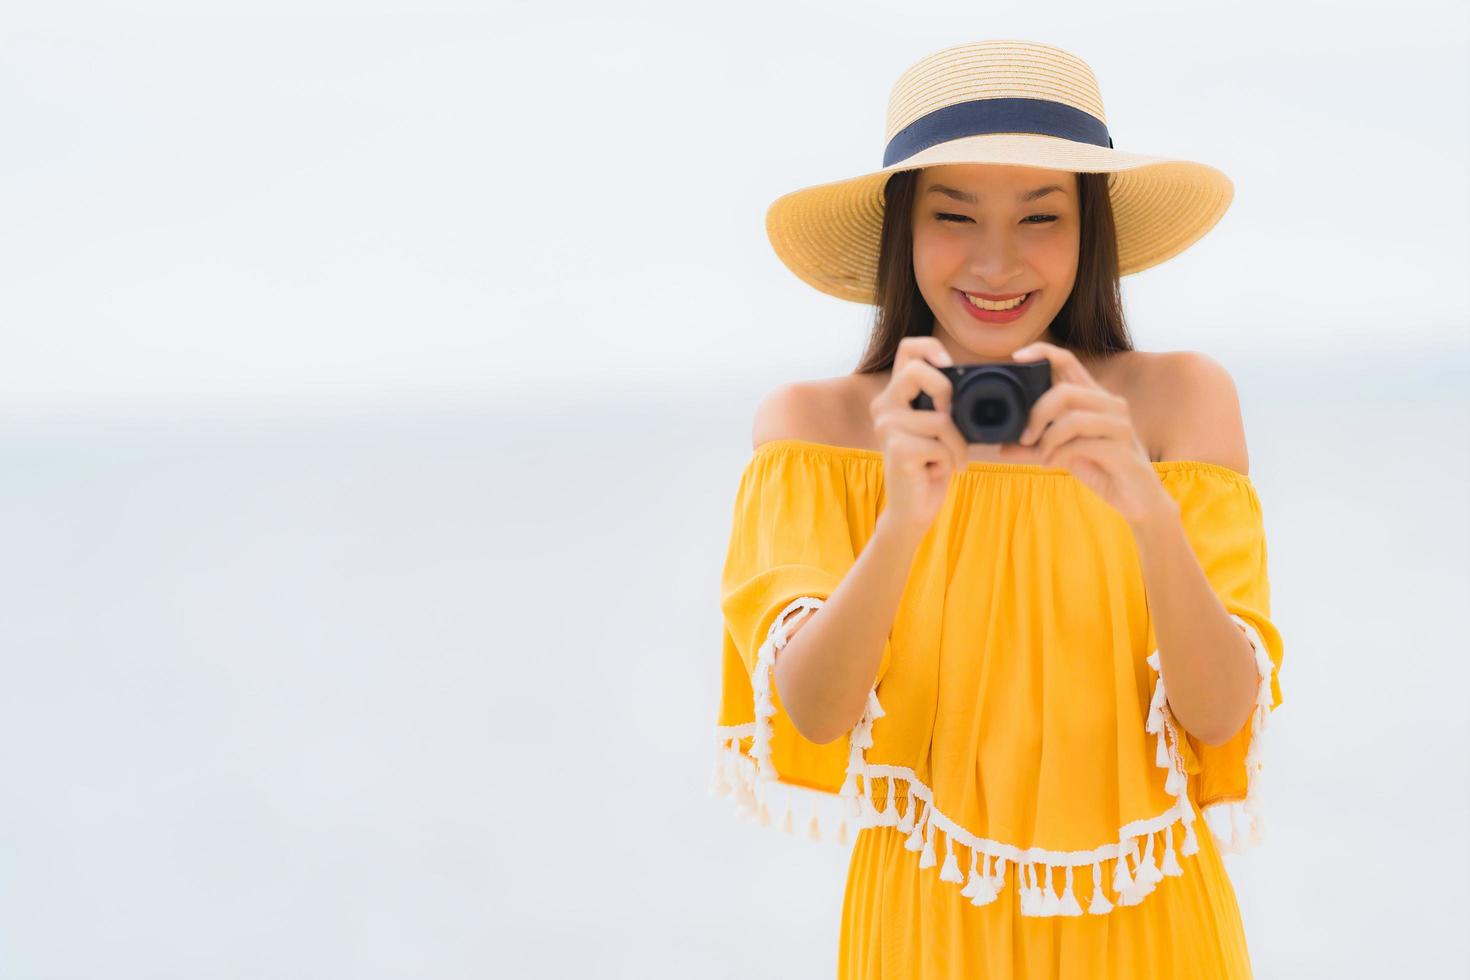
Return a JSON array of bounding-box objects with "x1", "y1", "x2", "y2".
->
[{"x1": 965, "y1": 291, "x2": 1028, "y2": 311}]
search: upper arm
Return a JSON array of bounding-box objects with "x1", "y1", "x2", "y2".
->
[
  {"x1": 1155, "y1": 351, "x2": 1250, "y2": 475},
  {"x1": 751, "y1": 380, "x2": 834, "y2": 450}
]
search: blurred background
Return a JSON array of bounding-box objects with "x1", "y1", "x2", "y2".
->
[{"x1": 1, "y1": 1, "x2": 1466, "y2": 977}]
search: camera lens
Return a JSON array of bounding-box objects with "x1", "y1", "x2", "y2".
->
[{"x1": 953, "y1": 370, "x2": 1023, "y2": 442}]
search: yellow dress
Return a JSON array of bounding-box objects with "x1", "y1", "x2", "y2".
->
[{"x1": 710, "y1": 439, "x2": 1285, "y2": 980}]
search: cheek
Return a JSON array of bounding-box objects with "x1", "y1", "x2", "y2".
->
[
  {"x1": 1024, "y1": 229, "x2": 1080, "y2": 285},
  {"x1": 911, "y1": 228, "x2": 965, "y2": 280}
]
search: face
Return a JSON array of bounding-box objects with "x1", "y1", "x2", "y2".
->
[{"x1": 909, "y1": 163, "x2": 1080, "y2": 363}]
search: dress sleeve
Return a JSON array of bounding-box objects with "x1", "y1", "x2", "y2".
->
[
  {"x1": 1146, "y1": 467, "x2": 1285, "y2": 854},
  {"x1": 710, "y1": 445, "x2": 892, "y2": 841}
]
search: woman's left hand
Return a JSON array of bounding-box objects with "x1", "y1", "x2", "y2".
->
[{"x1": 995, "y1": 341, "x2": 1173, "y2": 526}]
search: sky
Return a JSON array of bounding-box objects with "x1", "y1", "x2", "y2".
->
[{"x1": 0, "y1": 0, "x2": 1466, "y2": 426}]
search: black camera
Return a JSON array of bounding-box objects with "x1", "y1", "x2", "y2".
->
[{"x1": 908, "y1": 360, "x2": 1052, "y2": 443}]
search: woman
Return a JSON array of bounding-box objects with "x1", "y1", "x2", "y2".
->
[{"x1": 710, "y1": 40, "x2": 1284, "y2": 979}]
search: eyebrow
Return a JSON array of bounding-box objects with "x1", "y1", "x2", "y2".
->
[{"x1": 925, "y1": 183, "x2": 1066, "y2": 204}]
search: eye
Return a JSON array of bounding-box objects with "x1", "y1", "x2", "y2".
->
[{"x1": 935, "y1": 212, "x2": 1060, "y2": 225}]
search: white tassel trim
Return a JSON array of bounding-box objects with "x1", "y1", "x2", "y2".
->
[
  {"x1": 1147, "y1": 614, "x2": 1276, "y2": 856},
  {"x1": 712, "y1": 728, "x2": 1196, "y2": 916},
  {"x1": 1088, "y1": 859, "x2": 1114, "y2": 914},
  {"x1": 749, "y1": 597, "x2": 825, "y2": 784},
  {"x1": 712, "y1": 597, "x2": 1211, "y2": 916},
  {"x1": 709, "y1": 598, "x2": 1285, "y2": 914}
]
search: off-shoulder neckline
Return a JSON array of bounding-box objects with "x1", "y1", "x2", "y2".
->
[{"x1": 752, "y1": 438, "x2": 1254, "y2": 485}]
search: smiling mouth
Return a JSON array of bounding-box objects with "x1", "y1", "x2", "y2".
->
[{"x1": 962, "y1": 291, "x2": 1032, "y2": 311}]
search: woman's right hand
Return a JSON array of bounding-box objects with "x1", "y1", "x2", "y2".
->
[{"x1": 868, "y1": 336, "x2": 968, "y2": 538}]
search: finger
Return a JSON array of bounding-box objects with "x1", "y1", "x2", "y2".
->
[
  {"x1": 878, "y1": 404, "x2": 966, "y2": 472},
  {"x1": 1046, "y1": 436, "x2": 1114, "y2": 473},
  {"x1": 876, "y1": 402, "x2": 959, "y2": 451},
  {"x1": 894, "y1": 335, "x2": 954, "y2": 374},
  {"x1": 1038, "y1": 414, "x2": 1129, "y2": 465},
  {"x1": 888, "y1": 429, "x2": 954, "y2": 478},
  {"x1": 904, "y1": 356, "x2": 956, "y2": 416},
  {"x1": 936, "y1": 419, "x2": 968, "y2": 474},
  {"x1": 1015, "y1": 381, "x2": 1080, "y2": 447},
  {"x1": 1036, "y1": 410, "x2": 1129, "y2": 462},
  {"x1": 994, "y1": 440, "x2": 1045, "y2": 464},
  {"x1": 876, "y1": 356, "x2": 955, "y2": 417},
  {"x1": 1019, "y1": 385, "x2": 1123, "y2": 446},
  {"x1": 1012, "y1": 340, "x2": 1101, "y2": 390},
  {"x1": 874, "y1": 337, "x2": 951, "y2": 418}
]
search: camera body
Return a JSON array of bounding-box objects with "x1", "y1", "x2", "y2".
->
[{"x1": 908, "y1": 359, "x2": 1053, "y2": 444}]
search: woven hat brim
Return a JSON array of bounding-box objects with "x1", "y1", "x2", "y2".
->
[{"x1": 764, "y1": 133, "x2": 1234, "y2": 305}]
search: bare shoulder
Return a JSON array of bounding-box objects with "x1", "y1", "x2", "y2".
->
[
  {"x1": 751, "y1": 375, "x2": 875, "y2": 451},
  {"x1": 1139, "y1": 350, "x2": 1250, "y2": 475}
]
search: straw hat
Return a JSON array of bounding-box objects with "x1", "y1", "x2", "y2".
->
[{"x1": 764, "y1": 39, "x2": 1234, "y2": 305}]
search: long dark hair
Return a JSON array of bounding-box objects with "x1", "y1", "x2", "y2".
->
[{"x1": 854, "y1": 169, "x2": 1132, "y2": 374}]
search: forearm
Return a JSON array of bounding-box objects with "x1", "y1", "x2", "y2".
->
[
  {"x1": 1130, "y1": 495, "x2": 1258, "y2": 746},
  {"x1": 772, "y1": 513, "x2": 924, "y2": 745}
]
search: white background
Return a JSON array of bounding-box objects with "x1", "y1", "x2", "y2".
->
[{"x1": 1, "y1": 1, "x2": 1466, "y2": 977}]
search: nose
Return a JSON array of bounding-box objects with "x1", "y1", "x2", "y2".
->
[{"x1": 967, "y1": 227, "x2": 1025, "y2": 289}]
